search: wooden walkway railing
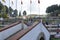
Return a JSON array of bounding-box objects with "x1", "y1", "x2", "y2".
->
[
  {"x1": 6, "y1": 22, "x2": 40, "y2": 40},
  {"x1": 0, "y1": 21, "x2": 22, "y2": 40},
  {"x1": 0, "y1": 21, "x2": 21, "y2": 32}
]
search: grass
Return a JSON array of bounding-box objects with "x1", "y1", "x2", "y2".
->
[{"x1": 51, "y1": 38, "x2": 60, "y2": 40}]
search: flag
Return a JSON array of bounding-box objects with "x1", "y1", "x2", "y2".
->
[
  {"x1": 12, "y1": 1, "x2": 13, "y2": 5},
  {"x1": 21, "y1": 0, "x2": 23, "y2": 5},
  {"x1": 2, "y1": 0, "x2": 5, "y2": 3},
  {"x1": 38, "y1": 0, "x2": 40, "y2": 4},
  {"x1": 30, "y1": 0, "x2": 32, "y2": 4}
]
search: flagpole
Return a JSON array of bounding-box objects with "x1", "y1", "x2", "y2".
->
[
  {"x1": 16, "y1": 0, "x2": 17, "y2": 9},
  {"x1": 7, "y1": 0, "x2": 10, "y2": 24},
  {"x1": 8, "y1": 0, "x2": 10, "y2": 16},
  {"x1": 21, "y1": 0, "x2": 24, "y2": 30},
  {"x1": 2, "y1": 0, "x2": 6, "y2": 25},
  {"x1": 30, "y1": 0, "x2": 31, "y2": 22},
  {"x1": 9, "y1": 0, "x2": 10, "y2": 7},
  {"x1": 30, "y1": 0, "x2": 31, "y2": 18},
  {"x1": 15, "y1": 0, "x2": 17, "y2": 20},
  {"x1": 38, "y1": 0, "x2": 40, "y2": 18},
  {"x1": 21, "y1": 0, "x2": 22, "y2": 16},
  {"x1": 38, "y1": 4, "x2": 40, "y2": 17}
]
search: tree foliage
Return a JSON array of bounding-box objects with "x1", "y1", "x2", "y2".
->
[
  {"x1": 5, "y1": 5, "x2": 8, "y2": 14},
  {"x1": 46, "y1": 4, "x2": 58, "y2": 13},
  {"x1": 13, "y1": 9, "x2": 18, "y2": 17},
  {"x1": 3, "y1": 13, "x2": 8, "y2": 18},
  {"x1": 0, "y1": 2, "x2": 14, "y2": 18},
  {"x1": 8, "y1": 7, "x2": 13, "y2": 17},
  {"x1": 23, "y1": 10, "x2": 27, "y2": 16},
  {"x1": 0, "y1": 2, "x2": 19, "y2": 18},
  {"x1": 19, "y1": 11, "x2": 21, "y2": 16},
  {"x1": 0, "y1": 2, "x2": 3, "y2": 13},
  {"x1": 46, "y1": 4, "x2": 60, "y2": 16}
]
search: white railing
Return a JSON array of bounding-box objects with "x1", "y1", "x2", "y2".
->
[
  {"x1": 20, "y1": 23, "x2": 50, "y2": 40},
  {"x1": 45, "y1": 25, "x2": 58, "y2": 27},
  {"x1": 0, "y1": 23, "x2": 28, "y2": 40}
]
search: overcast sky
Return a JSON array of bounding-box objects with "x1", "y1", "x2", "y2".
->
[{"x1": 0, "y1": 0, "x2": 60, "y2": 15}]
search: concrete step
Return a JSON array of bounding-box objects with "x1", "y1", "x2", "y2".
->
[
  {"x1": 45, "y1": 24, "x2": 60, "y2": 28},
  {"x1": 55, "y1": 33, "x2": 60, "y2": 38},
  {"x1": 50, "y1": 32, "x2": 57, "y2": 35},
  {"x1": 48, "y1": 28, "x2": 58, "y2": 30},
  {"x1": 47, "y1": 28, "x2": 60, "y2": 32}
]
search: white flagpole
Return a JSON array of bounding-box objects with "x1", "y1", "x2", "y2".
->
[
  {"x1": 30, "y1": 0, "x2": 31, "y2": 17},
  {"x1": 21, "y1": 0, "x2": 24, "y2": 30},
  {"x1": 15, "y1": 0, "x2": 17, "y2": 19},
  {"x1": 38, "y1": 4, "x2": 40, "y2": 17},
  {"x1": 38, "y1": 0, "x2": 40, "y2": 18},
  {"x1": 30, "y1": 0, "x2": 32, "y2": 22},
  {"x1": 16, "y1": 0, "x2": 17, "y2": 9},
  {"x1": 8, "y1": 0, "x2": 10, "y2": 16}
]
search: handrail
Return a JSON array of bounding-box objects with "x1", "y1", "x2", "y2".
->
[
  {"x1": 43, "y1": 24, "x2": 60, "y2": 34},
  {"x1": 45, "y1": 25, "x2": 58, "y2": 27},
  {"x1": 0, "y1": 21, "x2": 21, "y2": 32},
  {"x1": 6, "y1": 22, "x2": 40, "y2": 40},
  {"x1": 42, "y1": 23, "x2": 49, "y2": 31}
]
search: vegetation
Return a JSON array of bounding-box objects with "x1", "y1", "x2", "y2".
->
[
  {"x1": 13, "y1": 9, "x2": 18, "y2": 17},
  {"x1": 19, "y1": 11, "x2": 21, "y2": 16},
  {"x1": 0, "y1": 2, "x2": 19, "y2": 29},
  {"x1": 51, "y1": 38, "x2": 60, "y2": 40},
  {"x1": 0, "y1": 2, "x2": 18, "y2": 18},
  {"x1": 0, "y1": 2, "x2": 3, "y2": 13},
  {"x1": 23, "y1": 10, "x2": 27, "y2": 16},
  {"x1": 46, "y1": 4, "x2": 60, "y2": 16}
]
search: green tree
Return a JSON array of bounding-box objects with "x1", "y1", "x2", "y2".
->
[
  {"x1": 19, "y1": 11, "x2": 21, "y2": 16},
  {"x1": 2, "y1": 13, "x2": 8, "y2": 18},
  {"x1": 13, "y1": 9, "x2": 18, "y2": 17},
  {"x1": 9, "y1": 7, "x2": 13, "y2": 16},
  {"x1": 0, "y1": 2, "x2": 3, "y2": 13},
  {"x1": 4, "y1": 5, "x2": 8, "y2": 14},
  {"x1": 23, "y1": 10, "x2": 27, "y2": 16},
  {"x1": 46, "y1": 4, "x2": 60, "y2": 16},
  {"x1": 0, "y1": 2, "x2": 9, "y2": 18},
  {"x1": 0, "y1": 14, "x2": 2, "y2": 17},
  {"x1": 46, "y1": 4, "x2": 58, "y2": 13}
]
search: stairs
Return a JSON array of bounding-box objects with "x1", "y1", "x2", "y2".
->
[{"x1": 45, "y1": 24, "x2": 60, "y2": 35}]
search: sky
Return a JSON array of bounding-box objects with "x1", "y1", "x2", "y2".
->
[{"x1": 0, "y1": 0, "x2": 60, "y2": 15}]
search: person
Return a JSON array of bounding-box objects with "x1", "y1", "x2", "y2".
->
[
  {"x1": 57, "y1": 24, "x2": 59, "y2": 34},
  {"x1": 46, "y1": 21, "x2": 48, "y2": 25}
]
